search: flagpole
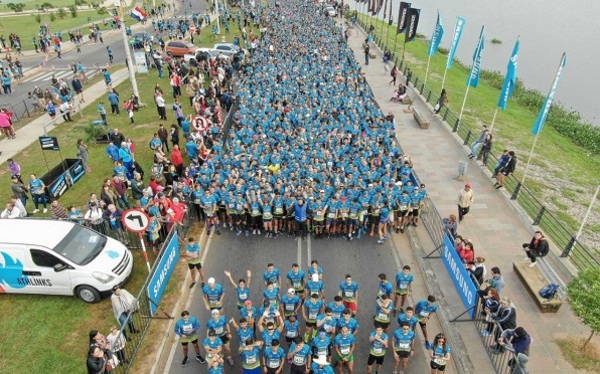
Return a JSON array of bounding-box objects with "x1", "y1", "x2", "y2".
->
[
  {"x1": 575, "y1": 182, "x2": 600, "y2": 240},
  {"x1": 424, "y1": 54, "x2": 432, "y2": 85},
  {"x1": 441, "y1": 67, "x2": 449, "y2": 90},
  {"x1": 458, "y1": 83, "x2": 471, "y2": 123},
  {"x1": 489, "y1": 107, "x2": 499, "y2": 132},
  {"x1": 520, "y1": 134, "x2": 539, "y2": 186}
]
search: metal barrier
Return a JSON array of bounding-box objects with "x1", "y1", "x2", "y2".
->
[{"x1": 356, "y1": 16, "x2": 600, "y2": 271}]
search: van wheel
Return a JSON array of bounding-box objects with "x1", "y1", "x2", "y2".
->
[{"x1": 76, "y1": 285, "x2": 101, "y2": 303}]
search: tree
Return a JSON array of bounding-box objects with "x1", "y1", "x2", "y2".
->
[
  {"x1": 6, "y1": 2, "x2": 26, "y2": 12},
  {"x1": 57, "y1": 7, "x2": 66, "y2": 18},
  {"x1": 34, "y1": 14, "x2": 42, "y2": 23},
  {"x1": 69, "y1": 4, "x2": 77, "y2": 17},
  {"x1": 567, "y1": 268, "x2": 600, "y2": 349},
  {"x1": 49, "y1": 11, "x2": 56, "y2": 21}
]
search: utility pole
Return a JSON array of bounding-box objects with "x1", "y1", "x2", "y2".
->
[
  {"x1": 115, "y1": 0, "x2": 140, "y2": 98},
  {"x1": 214, "y1": 0, "x2": 221, "y2": 34}
]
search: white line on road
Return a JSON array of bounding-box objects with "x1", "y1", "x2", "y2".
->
[
  {"x1": 307, "y1": 234, "x2": 312, "y2": 266},
  {"x1": 297, "y1": 234, "x2": 302, "y2": 268}
]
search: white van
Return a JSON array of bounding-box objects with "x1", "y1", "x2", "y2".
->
[{"x1": 0, "y1": 219, "x2": 133, "y2": 303}]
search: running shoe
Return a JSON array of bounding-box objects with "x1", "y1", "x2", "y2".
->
[
  {"x1": 196, "y1": 355, "x2": 206, "y2": 363},
  {"x1": 181, "y1": 356, "x2": 188, "y2": 367},
  {"x1": 425, "y1": 341, "x2": 432, "y2": 350}
]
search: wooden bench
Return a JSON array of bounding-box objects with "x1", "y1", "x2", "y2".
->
[
  {"x1": 513, "y1": 261, "x2": 563, "y2": 313},
  {"x1": 413, "y1": 108, "x2": 429, "y2": 129}
]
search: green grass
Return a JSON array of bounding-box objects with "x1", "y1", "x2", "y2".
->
[
  {"x1": 0, "y1": 0, "x2": 85, "y2": 12},
  {"x1": 361, "y1": 15, "x2": 600, "y2": 244},
  {"x1": 0, "y1": 66, "x2": 190, "y2": 373}
]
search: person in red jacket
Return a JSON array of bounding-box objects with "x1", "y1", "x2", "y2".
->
[
  {"x1": 458, "y1": 241, "x2": 475, "y2": 264},
  {"x1": 171, "y1": 144, "x2": 184, "y2": 175}
]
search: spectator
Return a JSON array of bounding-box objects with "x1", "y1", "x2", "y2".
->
[
  {"x1": 458, "y1": 241, "x2": 475, "y2": 264},
  {"x1": 1, "y1": 202, "x2": 20, "y2": 218},
  {"x1": 10, "y1": 196, "x2": 27, "y2": 217},
  {"x1": 489, "y1": 297, "x2": 517, "y2": 347},
  {"x1": 106, "y1": 325, "x2": 128, "y2": 365},
  {"x1": 495, "y1": 151, "x2": 517, "y2": 189},
  {"x1": 108, "y1": 89, "x2": 120, "y2": 115},
  {"x1": 480, "y1": 287, "x2": 500, "y2": 337},
  {"x1": 479, "y1": 133, "x2": 493, "y2": 165},
  {"x1": 479, "y1": 267, "x2": 505, "y2": 297},
  {"x1": 49, "y1": 199, "x2": 69, "y2": 220},
  {"x1": 29, "y1": 173, "x2": 47, "y2": 214},
  {"x1": 468, "y1": 125, "x2": 489, "y2": 159},
  {"x1": 442, "y1": 214, "x2": 458, "y2": 238},
  {"x1": 10, "y1": 175, "x2": 28, "y2": 208},
  {"x1": 467, "y1": 256, "x2": 486, "y2": 285},
  {"x1": 456, "y1": 184, "x2": 474, "y2": 223},
  {"x1": 522, "y1": 230, "x2": 549, "y2": 267},
  {"x1": 110, "y1": 286, "x2": 139, "y2": 339},
  {"x1": 492, "y1": 149, "x2": 510, "y2": 178}
]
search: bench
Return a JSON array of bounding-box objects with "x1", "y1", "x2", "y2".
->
[
  {"x1": 513, "y1": 261, "x2": 563, "y2": 313},
  {"x1": 413, "y1": 108, "x2": 429, "y2": 129}
]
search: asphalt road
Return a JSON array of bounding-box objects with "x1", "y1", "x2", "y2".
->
[{"x1": 165, "y1": 229, "x2": 435, "y2": 373}]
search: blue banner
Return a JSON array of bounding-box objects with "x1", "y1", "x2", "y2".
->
[
  {"x1": 147, "y1": 232, "x2": 180, "y2": 316},
  {"x1": 428, "y1": 11, "x2": 444, "y2": 57},
  {"x1": 467, "y1": 25, "x2": 485, "y2": 88},
  {"x1": 532, "y1": 52, "x2": 567, "y2": 135},
  {"x1": 441, "y1": 233, "x2": 478, "y2": 318},
  {"x1": 497, "y1": 38, "x2": 520, "y2": 110},
  {"x1": 446, "y1": 17, "x2": 465, "y2": 69}
]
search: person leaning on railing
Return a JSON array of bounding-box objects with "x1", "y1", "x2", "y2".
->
[{"x1": 496, "y1": 327, "x2": 531, "y2": 373}]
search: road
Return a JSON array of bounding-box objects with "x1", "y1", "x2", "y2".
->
[{"x1": 165, "y1": 230, "x2": 438, "y2": 373}]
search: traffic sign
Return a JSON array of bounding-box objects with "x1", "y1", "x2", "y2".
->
[
  {"x1": 192, "y1": 115, "x2": 210, "y2": 133},
  {"x1": 122, "y1": 209, "x2": 150, "y2": 233}
]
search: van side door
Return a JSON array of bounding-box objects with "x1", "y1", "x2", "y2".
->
[{"x1": 27, "y1": 248, "x2": 72, "y2": 296}]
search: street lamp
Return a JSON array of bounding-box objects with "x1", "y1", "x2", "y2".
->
[{"x1": 114, "y1": 0, "x2": 140, "y2": 99}]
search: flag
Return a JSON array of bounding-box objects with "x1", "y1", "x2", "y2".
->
[
  {"x1": 497, "y1": 37, "x2": 520, "y2": 110},
  {"x1": 427, "y1": 11, "x2": 444, "y2": 57},
  {"x1": 388, "y1": 0, "x2": 394, "y2": 25},
  {"x1": 404, "y1": 8, "x2": 420, "y2": 43},
  {"x1": 467, "y1": 25, "x2": 485, "y2": 88},
  {"x1": 397, "y1": 2, "x2": 411, "y2": 34},
  {"x1": 531, "y1": 52, "x2": 567, "y2": 135},
  {"x1": 130, "y1": 6, "x2": 147, "y2": 21},
  {"x1": 446, "y1": 17, "x2": 466, "y2": 69}
]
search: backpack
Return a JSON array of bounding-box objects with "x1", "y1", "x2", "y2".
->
[{"x1": 539, "y1": 284, "x2": 559, "y2": 301}]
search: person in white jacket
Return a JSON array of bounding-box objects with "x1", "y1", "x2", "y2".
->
[
  {"x1": 457, "y1": 184, "x2": 474, "y2": 223},
  {"x1": 1, "y1": 202, "x2": 21, "y2": 218},
  {"x1": 110, "y1": 286, "x2": 139, "y2": 338},
  {"x1": 10, "y1": 196, "x2": 27, "y2": 217}
]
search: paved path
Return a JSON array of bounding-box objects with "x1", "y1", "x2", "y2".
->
[{"x1": 344, "y1": 20, "x2": 585, "y2": 373}]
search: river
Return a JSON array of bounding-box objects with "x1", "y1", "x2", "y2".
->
[{"x1": 354, "y1": 0, "x2": 600, "y2": 125}]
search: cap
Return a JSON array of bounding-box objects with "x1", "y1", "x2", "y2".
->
[
  {"x1": 244, "y1": 300, "x2": 252, "y2": 306},
  {"x1": 394, "y1": 181, "x2": 402, "y2": 186},
  {"x1": 208, "y1": 329, "x2": 216, "y2": 336},
  {"x1": 465, "y1": 184, "x2": 471, "y2": 188},
  {"x1": 208, "y1": 277, "x2": 215, "y2": 284},
  {"x1": 313, "y1": 355, "x2": 330, "y2": 366},
  {"x1": 311, "y1": 274, "x2": 319, "y2": 282},
  {"x1": 340, "y1": 197, "x2": 347, "y2": 202},
  {"x1": 287, "y1": 288, "x2": 295, "y2": 294},
  {"x1": 211, "y1": 309, "x2": 220, "y2": 315}
]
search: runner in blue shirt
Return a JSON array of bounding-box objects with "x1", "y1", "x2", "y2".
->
[
  {"x1": 397, "y1": 306, "x2": 419, "y2": 331},
  {"x1": 202, "y1": 278, "x2": 225, "y2": 311},
  {"x1": 183, "y1": 237, "x2": 205, "y2": 289},
  {"x1": 174, "y1": 310, "x2": 206, "y2": 366},
  {"x1": 308, "y1": 259, "x2": 324, "y2": 280},
  {"x1": 306, "y1": 273, "x2": 325, "y2": 300},
  {"x1": 286, "y1": 263, "x2": 306, "y2": 302},
  {"x1": 392, "y1": 322, "x2": 416, "y2": 374},
  {"x1": 203, "y1": 330, "x2": 223, "y2": 361},
  {"x1": 367, "y1": 326, "x2": 389, "y2": 374},
  {"x1": 396, "y1": 190, "x2": 411, "y2": 234},
  {"x1": 333, "y1": 326, "x2": 356, "y2": 373},
  {"x1": 287, "y1": 336, "x2": 311, "y2": 373},
  {"x1": 206, "y1": 310, "x2": 234, "y2": 366},
  {"x1": 240, "y1": 300, "x2": 258, "y2": 327},
  {"x1": 229, "y1": 317, "x2": 254, "y2": 348},
  {"x1": 408, "y1": 188, "x2": 422, "y2": 227},
  {"x1": 316, "y1": 308, "x2": 337, "y2": 338},
  {"x1": 430, "y1": 333, "x2": 451, "y2": 374},
  {"x1": 283, "y1": 315, "x2": 301, "y2": 346},
  {"x1": 224, "y1": 270, "x2": 251, "y2": 309},
  {"x1": 337, "y1": 310, "x2": 360, "y2": 336},
  {"x1": 263, "y1": 339, "x2": 286, "y2": 373},
  {"x1": 263, "y1": 281, "x2": 281, "y2": 309},
  {"x1": 377, "y1": 273, "x2": 393, "y2": 299},
  {"x1": 272, "y1": 193, "x2": 285, "y2": 237},
  {"x1": 239, "y1": 338, "x2": 263, "y2": 373},
  {"x1": 311, "y1": 329, "x2": 332, "y2": 360},
  {"x1": 280, "y1": 288, "x2": 302, "y2": 319},
  {"x1": 207, "y1": 354, "x2": 224, "y2": 374},
  {"x1": 393, "y1": 265, "x2": 414, "y2": 315},
  {"x1": 310, "y1": 354, "x2": 334, "y2": 374},
  {"x1": 200, "y1": 190, "x2": 221, "y2": 235},
  {"x1": 303, "y1": 293, "x2": 324, "y2": 342},
  {"x1": 263, "y1": 263, "x2": 282, "y2": 288},
  {"x1": 415, "y1": 295, "x2": 438, "y2": 350},
  {"x1": 327, "y1": 296, "x2": 346, "y2": 321},
  {"x1": 338, "y1": 274, "x2": 360, "y2": 316},
  {"x1": 377, "y1": 202, "x2": 390, "y2": 244}
]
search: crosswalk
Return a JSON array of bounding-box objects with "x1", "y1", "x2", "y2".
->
[{"x1": 29, "y1": 68, "x2": 100, "y2": 85}]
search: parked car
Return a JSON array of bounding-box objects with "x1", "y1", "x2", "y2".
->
[
  {"x1": 323, "y1": 5, "x2": 336, "y2": 17},
  {"x1": 213, "y1": 43, "x2": 248, "y2": 57},
  {"x1": 165, "y1": 40, "x2": 199, "y2": 57},
  {"x1": 184, "y1": 48, "x2": 230, "y2": 66}
]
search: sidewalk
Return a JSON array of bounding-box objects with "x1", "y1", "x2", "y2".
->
[
  {"x1": 345, "y1": 22, "x2": 586, "y2": 373},
  {"x1": 0, "y1": 68, "x2": 129, "y2": 165}
]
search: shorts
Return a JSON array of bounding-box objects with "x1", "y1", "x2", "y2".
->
[
  {"x1": 380, "y1": 218, "x2": 388, "y2": 224},
  {"x1": 273, "y1": 214, "x2": 284, "y2": 220},
  {"x1": 410, "y1": 209, "x2": 419, "y2": 216},
  {"x1": 399, "y1": 210, "x2": 408, "y2": 217},
  {"x1": 396, "y1": 350, "x2": 410, "y2": 358},
  {"x1": 267, "y1": 366, "x2": 281, "y2": 374},
  {"x1": 430, "y1": 361, "x2": 446, "y2": 371},
  {"x1": 325, "y1": 218, "x2": 336, "y2": 226},
  {"x1": 188, "y1": 261, "x2": 202, "y2": 270},
  {"x1": 348, "y1": 218, "x2": 358, "y2": 226},
  {"x1": 343, "y1": 300, "x2": 357, "y2": 313},
  {"x1": 334, "y1": 353, "x2": 354, "y2": 363},
  {"x1": 285, "y1": 336, "x2": 295, "y2": 344},
  {"x1": 181, "y1": 338, "x2": 198, "y2": 346},
  {"x1": 369, "y1": 215, "x2": 380, "y2": 225},
  {"x1": 205, "y1": 213, "x2": 215, "y2": 219},
  {"x1": 367, "y1": 354, "x2": 384, "y2": 366},
  {"x1": 263, "y1": 218, "x2": 272, "y2": 222},
  {"x1": 418, "y1": 319, "x2": 427, "y2": 328},
  {"x1": 395, "y1": 288, "x2": 408, "y2": 296},
  {"x1": 219, "y1": 335, "x2": 230, "y2": 344},
  {"x1": 242, "y1": 367, "x2": 261, "y2": 374},
  {"x1": 306, "y1": 321, "x2": 316, "y2": 328},
  {"x1": 374, "y1": 320, "x2": 390, "y2": 330},
  {"x1": 313, "y1": 220, "x2": 325, "y2": 227}
]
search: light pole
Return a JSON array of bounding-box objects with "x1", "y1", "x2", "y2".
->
[{"x1": 115, "y1": 0, "x2": 140, "y2": 98}]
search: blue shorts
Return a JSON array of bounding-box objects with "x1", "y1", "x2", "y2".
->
[
  {"x1": 242, "y1": 367, "x2": 261, "y2": 374},
  {"x1": 380, "y1": 218, "x2": 389, "y2": 224}
]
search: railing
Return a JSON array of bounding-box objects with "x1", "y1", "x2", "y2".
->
[
  {"x1": 0, "y1": 99, "x2": 45, "y2": 124},
  {"x1": 356, "y1": 16, "x2": 600, "y2": 271}
]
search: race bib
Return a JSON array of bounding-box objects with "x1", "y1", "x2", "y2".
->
[
  {"x1": 316, "y1": 210, "x2": 322, "y2": 216},
  {"x1": 293, "y1": 281, "x2": 301, "y2": 288},
  {"x1": 400, "y1": 283, "x2": 408, "y2": 289},
  {"x1": 183, "y1": 325, "x2": 192, "y2": 333},
  {"x1": 398, "y1": 342, "x2": 410, "y2": 350},
  {"x1": 246, "y1": 355, "x2": 256, "y2": 364},
  {"x1": 252, "y1": 209, "x2": 259, "y2": 215},
  {"x1": 309, "y1": 311, "x2": 317, "y2": 320},
  {"x1": 293, "y1": 355, "x2": 305, "y2": 365},
  {"x1": 419, "y1": 311, "x2": 429, "y2": 318},
  {"x1": 377, "y1": 312, "x2": 389, "y2": 321},
  {"x1": 317, "y1": 347, "x2": 327, "y2": 355},
  {"x1": 286, "y1": 329, "x2": 298, "y2": 338},
  {"x1": 344, "y1": 291, "x2": 354, "y2": 298},
  {"x1": 341, "y1": 212, "x2": 348, "y2": 218},
  {"x1": 340, "y1": 346, "x2": 350, "y2": 355},
  {"x1": 275, "y1": 207, "x2": 283, "y2": 214},
  {"x1": 239, "y1": 293, "x2": 248, "y2": 300},
  {"x1": 286, "y1": 304, "x2": 295, "y2": 311},
  {"x1": 268, "y1": 359, "x2": 280, "y2": 368},
  {"x1": 373, "y1": 347, "x2": 382, "y2": 354},
  {"x1": 434, "y1": 358, "x2": 446, "y2": 365},
  {"x1": 214, "y1": 327, "x2": 224, "y2": 335},
  {"x1": 327, "y1": 212, "x2": 335, "y2": 218}
]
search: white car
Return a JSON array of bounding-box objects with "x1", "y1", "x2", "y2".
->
[
  {"x1": 213, "y1": 43, "x2": 248, "y2": 57},
  {"x1": 324, "y1": 6, "x2": 336, "y2": 17},
  {"x1": 184, "y1": 48, "x2": 229, "y2": 64}
]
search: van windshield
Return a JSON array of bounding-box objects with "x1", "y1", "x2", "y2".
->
[{"x1": 52, "y1": 225, "x2": 107, "y2": 265}]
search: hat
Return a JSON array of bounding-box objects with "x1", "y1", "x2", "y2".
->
[
  {"x1": 340, "y1": 197, "x2": 347, "y2": 202},
  {"x1": 211, "y1": 309, "x2": 220, "y2": 315},
  {"x1": 465, "y1": 184, "x2": 471, "y2": 188},
  {"x1": 313, "y1": 355, "x2": 330, "y2": 366},
  {"x1": 394, "y1": 181, "x2": 402, "y2": 186},
  {"x1": 244, "y1": 300, "x2": 252, "y2": 306},
  {"x1": 287, "y1": 288, "x2": 295, "y2": 294},
  {"x1": 311, "y1": 273, "x2": 319, "y2": 282},
  {"x1": 208, "y1": 277, "x2": 215, "y2": 284},
  {"x1": 10, "y1": 175, "x2": 18, "y2": 180},
  {"x1": 208, "y1": 329, "x2": 216, "y2": 336}
]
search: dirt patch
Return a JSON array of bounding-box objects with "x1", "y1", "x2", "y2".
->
[{"x1": 556, "y1": 334, "x2": 600, "y2": 373}]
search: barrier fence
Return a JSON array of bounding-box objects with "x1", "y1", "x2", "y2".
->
[{"x1": 356, "y1": 16, "x2": 600, "y2": 272}]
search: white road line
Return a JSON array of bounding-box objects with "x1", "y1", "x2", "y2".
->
[
  {"x1": 297, "y1": 234, "x2": 302, "y2": 268},
  {"x1": 161, "y1": 229, "x2": 214, "y2": 374},
  {"x1": 307, "y1": 234, "x2": 312, "y2": 266}
]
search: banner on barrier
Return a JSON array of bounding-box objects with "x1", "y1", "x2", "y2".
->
[
  {"x1": 147, "y1": 232, "x2": 180, "y2": 316},
  {"x1": 441, "y1": 233, "x2": 478, "y2": 318}
]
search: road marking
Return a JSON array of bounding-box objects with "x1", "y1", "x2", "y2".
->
[
  {"x1": 388, "y1": 235, "x2": 403, "y2": 270},
  {"x1": 162, "y1": 229, "x2": 214, "y2": 374},
  {"x1": 307, "y1": 233, "x2": 312, "y2": 266},
  {"x1": 297, "y1": 234, "x2": 302, "y2": 268},
  {"x1": 31, "y1": 68, "x2": 99, "y2": 83}
]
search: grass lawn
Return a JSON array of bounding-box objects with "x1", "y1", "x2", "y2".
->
[
  {"x1": 360, "y1": 15, "x2": 600, "y2": 248},
  {"x1": 0, "y1": 64, "x2": 197, "y2": 373}
]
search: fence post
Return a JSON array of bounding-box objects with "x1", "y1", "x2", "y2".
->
[
  {"x1": 452, "y1": 118, "x2": 460, "y2": 132},
  {"x1": 426, "y1": 90, "x2": 432, "y2": 103},
  {"x1": 442, "y1": 108, "x2": 449, "y2": 122},
  {"x1": 561, "y1": 236, "x2": 576, "y2": 257},
  {"x1": 419, "y1": 82, "x2": 424, "y2": 95},
  {"x1": 511, "y1": 181, "x2": 522, "y2": 200},
  {"x1": 532, "y1": 206, "x2": 546, "y2": 225},
  {"x1": 464, "y1": 130, "x2": 472, "y2": 145},
  {"x1": 23, "y1": 100, "x2": 31, "y2": 117}
]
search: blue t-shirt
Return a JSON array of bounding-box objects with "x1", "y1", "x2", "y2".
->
[
  {"x1": 395, "y1": 272, "x2": 414, "y2": 292},
  {"x1": 206, "y1": 316, "x2": 228, "y2": 336},
  {"x1": 287, "y1": 269, "x2": 306, "y2": 291},
  {"x1": 339, "y1": 281, "x2": 359, "y2": 301},
  {"x1": 288, "y1": 342, "x2": 311, "y2": 367},
  {"x1": 415, "y1": 300, "x2": 438, "y2": 320},
  {"x1": 263, "y1": 268, "x2": 281, "y2": 285},
  {"x1": 337, "y1": 317, "x2": 360, "y2": 334},
  {"x1": 333, "y1": 332, "x2": 356, "y2": 356},
  {"x1": 202, "y1": 284, "x2": 225, "y2": 306},
  {"x1": 393, "y1": 329, "x2": 415, "y2": 351},
  {"x1": 263, "y1": 347, "x2": 286, "y2": 369},
  {"x1": 304, "y1": 299, "x2": 324, "y2": 322}
]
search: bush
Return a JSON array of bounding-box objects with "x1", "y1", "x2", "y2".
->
[
  {"x1": 6, "y1": 3, "x2": 26, "y2": 12},
  {"x1": 34, "y1": 14, "x2": 42, "y2": 23},
  {"x1": 41, "y1": 2, "x2": 54, "y2": 8},
  {"x1": 491, "y1": 38, "x2": 502, "y2": 44},
  {"x1": 437, "y1": 47, "x2": 449, "y2": 55},
  {"x1": 57, "y1": 7, "x2": 66, "y2": 18},
  {"x1": 74, "y1": 0, "x2": 87, "y2": 5},
  {"x1": 49, "y1": 12, "x2": 56, "y2": 21},
  {"x1": 69, "y1": 4, "x2": 77, "y2": 17},
  {"x1": 97, "y1": 6, "x2": 107, "y2": 14},
  {"x1": 78, "y1": 122, "x2": 109, "y2": 144}
]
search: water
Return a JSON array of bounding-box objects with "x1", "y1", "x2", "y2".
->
[{"x1": 354, "y1": 0, "x2": 600, "y2": 125}]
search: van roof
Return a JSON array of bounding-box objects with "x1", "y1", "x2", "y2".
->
[{"x1": 0, "y1": 219, "x2": 77, "y2": 248}]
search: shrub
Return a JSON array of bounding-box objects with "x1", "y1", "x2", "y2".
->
[
  {"x1": 34, "y1": 14, "x2": 42, "y2": 23},
  {"x1": 491, "y1": 38, "x2": 502, "y2": 44},
  {"x1": 97, "y1": 6, "x2": 107, "y2": 14},
  {"x1": 41, "y1": 2, "x2": 54, "y2": 8},
  {"x1": 49, "y1": 12, "x2": 56, "y2": 21},
  {"x1": 57, "y1": 7, "x2": 66, "y2": 18},
  {"x1": 69, "y1": 4, "x2": 77, "y2": 17}
]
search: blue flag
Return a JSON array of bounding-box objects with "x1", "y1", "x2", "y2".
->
[
  {"x1": 428, "y1": 11, "x2": 444, "y2": 57},
  {"x1": 532, "y1": 52, "x2": 567, "y2": 135},
  {"x1": 446, "y1": 17, "x2": 466, "y2": 69},
  {"x1": 497, "y1": 38, "x2": 520, "y2": 110},
  {"x1": 467, "y1": 26, "x2": 485, "y2": 88}
]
